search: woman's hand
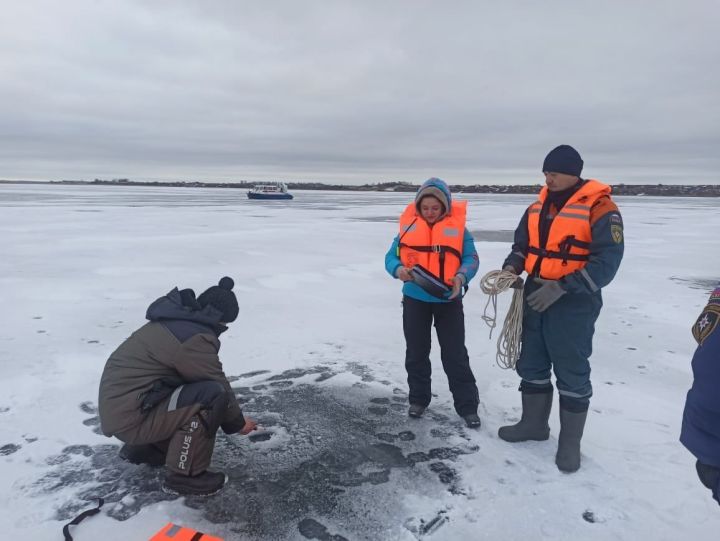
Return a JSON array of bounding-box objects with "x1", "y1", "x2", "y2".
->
[
  {"x1": 397, "y1": 267, "x2": 414, "y2": 282},
  {"x1": 448, "y1": 275, "x2": 465, "y2": 299}
]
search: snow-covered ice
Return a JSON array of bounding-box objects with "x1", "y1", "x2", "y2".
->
[{"x1": 1, "y1": 184, "x2": 719, "y2": 540}]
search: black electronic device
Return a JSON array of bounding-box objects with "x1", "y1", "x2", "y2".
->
[{"x1": 409, "y1": 264, "x2": 451, "y2": 298}]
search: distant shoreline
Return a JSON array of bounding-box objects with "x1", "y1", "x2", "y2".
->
[{"x1": 1, "y1": 178, "x2": 719, "y2": 197}]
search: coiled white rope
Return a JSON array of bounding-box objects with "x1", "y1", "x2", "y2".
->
[{"x1": 479, "y1": 269, "x2": 524, "y2": 370}]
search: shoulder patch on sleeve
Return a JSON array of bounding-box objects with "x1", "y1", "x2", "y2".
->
[
  {"x1": 611, "y1": 224, "x2": 623, "y2": 244},
  {"x1": 693, "y1": 305, "x2": 720, "y2": 345}
]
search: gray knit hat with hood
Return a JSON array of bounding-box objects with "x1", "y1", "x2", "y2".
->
[{"x1": 415, "y1": 177, "x2": 452, "y2": 218}]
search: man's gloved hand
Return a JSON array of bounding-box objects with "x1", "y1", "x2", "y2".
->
[
  {"x1": 503, "y1": 265, "x2": 524, "y2": 289},
  {"x1": 526, "y1": 278, "x2": 566, "y2": 312}
]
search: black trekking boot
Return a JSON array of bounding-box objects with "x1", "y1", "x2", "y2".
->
[
  {"x1": 463, "y1": 413, "x2": 482, "y2": 429},
  {"x1": 408, "y1": 404, "x2": 426, "y2": 418},
  {"x1": 498, "y1": 390, "x2": 553, "y2": 442},
  {"x1": 119, "y1": 443, "x2": 166, "y2": 467},
  {"x1": 162, "y1": 470, "x2": 227, "y2": 496},
  {"x1": 555, "y1": 408, "x2": 588, "y2": 473}
]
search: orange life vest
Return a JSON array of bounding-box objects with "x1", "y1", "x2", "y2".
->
[
  {"x1": 525, "y1": 179, "x2": 611, "y2": 279},
  {"x1": 398, "y1": 200, "x2": 466, "y2": 285},
  {"x1": 149, "y1": 523, "x2": 224, "y2": 541}
]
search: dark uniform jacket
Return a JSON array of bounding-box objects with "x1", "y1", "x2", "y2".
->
[
  {"x1": 681, "y1": 286, "x2": 720, "y2": 467},
  {"x1": 99, "y1": 288, "x2": 244, "y2": 437}
]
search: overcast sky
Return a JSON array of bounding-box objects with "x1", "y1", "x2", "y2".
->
[{"x1": 1, "y1": 1, "x2": 718, "y2": 185}]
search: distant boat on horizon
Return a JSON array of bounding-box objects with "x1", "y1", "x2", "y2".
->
[{"x1": 247, "y1": 182, "x2": 294, "y2": 200}]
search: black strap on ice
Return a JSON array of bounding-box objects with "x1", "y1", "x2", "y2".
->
[{"x1": 62, "y1": 498, "x2": 104, "y2": 541}]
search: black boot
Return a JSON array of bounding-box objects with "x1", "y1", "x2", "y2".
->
[
  {"x1": 162, "y1": 470, "x2": 227, "y2": 496},
  {"x1": 119, "y1": 443, "x2": 166, "y2": 467},
  {"x1": 695, "y1": 460, "x2": 720, "y2": 504},
  {"x1": 555, "y1": 408, "x2": 588, "y2": 473},
  {"x1": 408, "y1": 404, "x2": 426, "y2": 418},
  {"x1": 498, "y1": 390, "x2": 553, "y2": 442}
]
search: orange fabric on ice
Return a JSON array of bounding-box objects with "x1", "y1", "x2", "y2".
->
[{"x1": 149, "y1": 522, "x2": 223, "y2": 541}]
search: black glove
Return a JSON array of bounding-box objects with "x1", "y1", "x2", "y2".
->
[{"x1": 503, "y1": 265, "x2": 524, "y2": 289}]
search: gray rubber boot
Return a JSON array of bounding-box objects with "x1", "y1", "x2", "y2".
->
[
  {"x1": 555, "y1": 408, "x2": 588, "y2": 473},
  {"x1": 498, "y1": 391, "x2": 553, "y2": 442}
]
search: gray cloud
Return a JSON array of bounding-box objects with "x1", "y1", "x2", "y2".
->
[{"x1": 1, "y1": 0, "x2": 718, "y2": 184}]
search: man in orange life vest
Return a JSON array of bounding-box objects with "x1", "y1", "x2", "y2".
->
[
  {"x1": 385, "y1": 178, "x2": 481, "y2": 428},
  {"x1": 499, "y1": 145, "x2": 624, "y2": 473}
]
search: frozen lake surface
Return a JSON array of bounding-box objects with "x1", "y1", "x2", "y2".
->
[{"x1": 1, "y1": 184, "x2": 719, "y2": 540}]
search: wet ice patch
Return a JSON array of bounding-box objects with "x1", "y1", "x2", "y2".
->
[
  {"x1": 227, "y1": 370, "x2": 271, "y2": 383},
  {"x1": 669, "y1": 276, "x2": 719, "y2": 292},
  {"x1": 348, "y1": 216, "x2": 397, "y2": 223},
  {"x1": 469, "y1": 229, "x2": 514, "y2": 242},
  {"x1": 28, "y1": 363, "x2": 479, "y2": 540},
  {"x1": 1, "y1": 443, "x2": 21, "y2": 456}
]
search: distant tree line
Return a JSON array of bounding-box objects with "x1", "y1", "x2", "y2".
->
[{"x1": 1, "y1": 178, "x2": 718, "y2": 197}]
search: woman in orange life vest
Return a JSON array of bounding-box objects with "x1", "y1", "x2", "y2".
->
[
  {"x1": 498, "y1": 145, "x2": 624, "y2": 473},
  {"x1": 385, "y1": 178, "x2": 481, "y2": 428}
]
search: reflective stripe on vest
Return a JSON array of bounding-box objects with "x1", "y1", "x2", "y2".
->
[
  {"x1": 149, "y1": 522, "x2": 224, "y2": 541},
  {"x1": 398, "y1": 200, "x2": 467, "y2": 285},
  {"x1": 525, "y1": 179, "x2": 611, "y2": 279}
]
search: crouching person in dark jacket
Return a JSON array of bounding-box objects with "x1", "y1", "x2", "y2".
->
[
  {"x1": 99, "y1": 277, "x2": 257, "y2": 496},
  {"x1": 681, "y1": 285, "x2": 720, "y2": 506}
]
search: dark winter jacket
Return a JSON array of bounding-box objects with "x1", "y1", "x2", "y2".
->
[
  {"x1": 503, "y1": 179, "x2": 624, "y2": 295},
  {"x1": 681, "y1": 285, "x2": 720, "y2": 468},
  {"x1": 98, "y1": 288, "x2": 244, "y2": 437}
]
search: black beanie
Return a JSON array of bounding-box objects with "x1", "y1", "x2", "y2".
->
[
  {"x1": 197, "y1": 277, "x2": 239, "y2": 323},
  {"x1": 542, "y1": 145, "x2": 584, "y2": 177}
]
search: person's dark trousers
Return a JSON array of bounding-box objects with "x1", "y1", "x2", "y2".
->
[
  {"x1": 403, "y1": 295, "x2": 479, "y2": 416},
  {"x1": 115, "y1": 380, "x2": 229, "y2": 476},
  {"x1": 516, "y1": 280, "x2": 602, "y2": 404}
]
